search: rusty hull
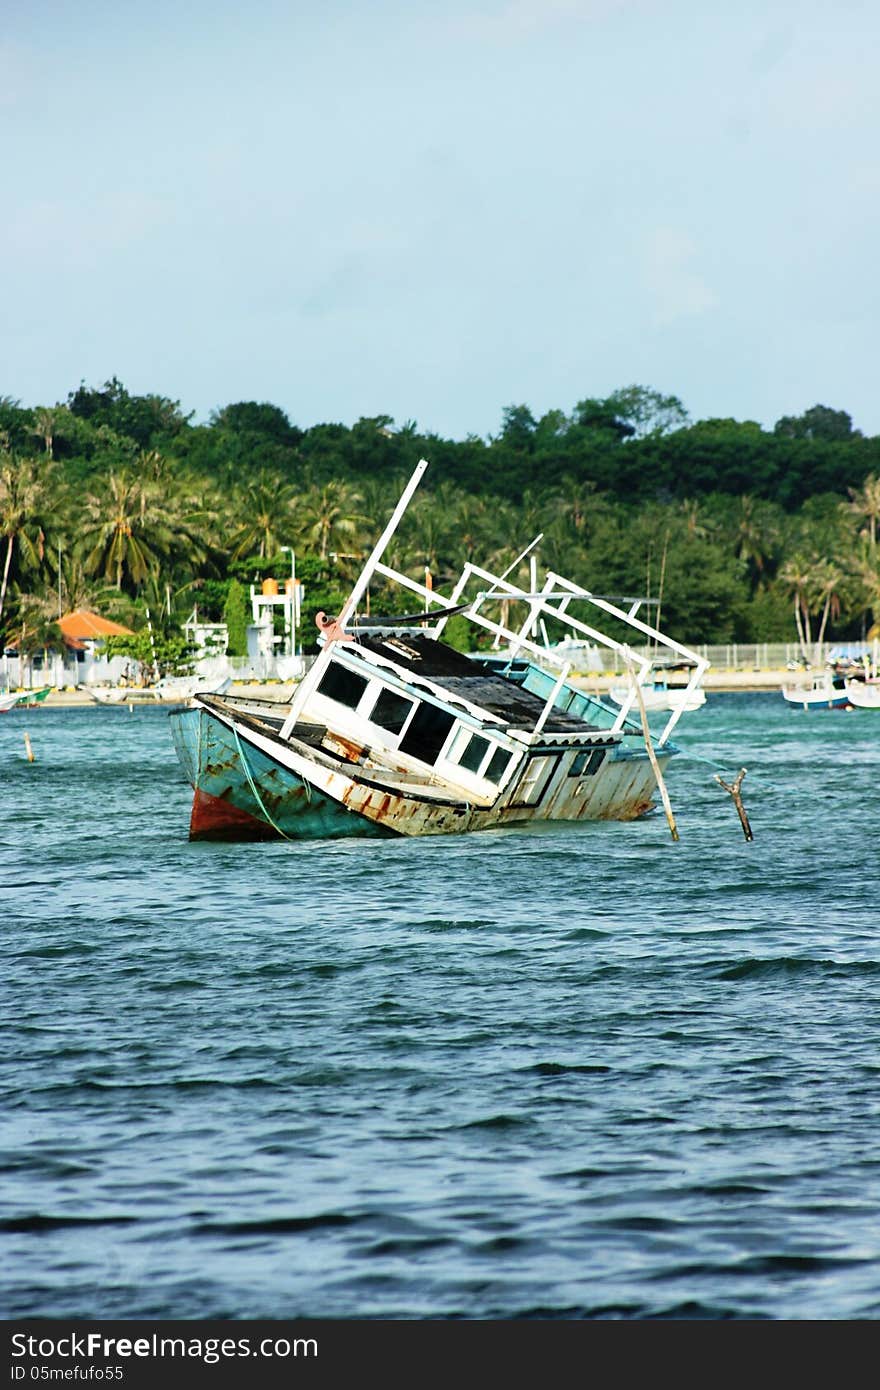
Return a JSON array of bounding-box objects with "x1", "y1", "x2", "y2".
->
[{"x1": 174, "y1": 702, "x2": 665, "y2": 840}]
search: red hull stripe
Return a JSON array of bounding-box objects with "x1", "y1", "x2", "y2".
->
[{"x1": 190, "y1": 787, "x2": 276, "y2": 840}]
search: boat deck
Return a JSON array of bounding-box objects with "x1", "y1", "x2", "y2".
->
[{"x1": 194, "y1": 695, "x2": 487, "y2": 807}]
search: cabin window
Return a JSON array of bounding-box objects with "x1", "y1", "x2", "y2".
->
[
  {"x1": 569, "y1": 748, "x2": 606, "y2": 777},
  {"x1": 368, "y1": 687, "x2": 415, "y2": 734},
  {"x1": 398, "y1": 701, "x2": 455, "y2": 765},
  {"x1": 316, "y1": 663, "x2": 369, "y2": 711},
  {"x1": 485, "y1": 746, "x2": 515, "y2": 784},
  {"x1": 458, "y1": 733, "x2": 491, "y2": 773}
]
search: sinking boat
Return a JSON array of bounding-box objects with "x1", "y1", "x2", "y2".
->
[{"x1": 169, "y1": 460, "x2": 710, "y2": 841}]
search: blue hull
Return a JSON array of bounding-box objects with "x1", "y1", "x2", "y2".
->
[{"x1": 169, "y1": 705, "x2": 390, "y2": 841}]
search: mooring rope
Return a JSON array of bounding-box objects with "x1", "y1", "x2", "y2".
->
[{"x1": 231, "y1": 722, "x2": 295, "y2": 840}]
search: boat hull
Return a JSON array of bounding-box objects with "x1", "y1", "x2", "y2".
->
[
  {"x1": 609, "y1": 684, "x2": 706, "y2": 712},
  {"x1": 169, "y1": 702, "x2": 671, "y2": 842},
  {"x1": 170, "y1": 703, "x2": 388, "y2": 840},
  {"x1": 0, "y1": 687, "x2": 51, "y2": 711},
  {"x1": 89, "y1": 676, "x2": 232, "y2": 706},
  {"x1": 845, "y1": 680, "x2": 880, "y2": 710},
  {"x1": 780, "y1": 683, "x2": 851, "y2": 710}
]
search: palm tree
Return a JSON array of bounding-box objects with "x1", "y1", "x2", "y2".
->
[
  {"x1": 78, "y1": 471, "x2": 175, "y2": 591},
  {"x1": 55, "y1": 551, "x2": 118, "y2": 618},
  {"x1": 0, "y1": 456, "x2": 50, "y2": 630},
  {"x1": 779, "y1": 554, "x2": 814, "y2": 660},
  {"x1": 848, "y1": 540, "x2": 880, "y2": 638},
  {"x1": 136, "y1": 448, "x2": 170, "y2": 482},
  {"x1": 844, "y1": 473, "x2": 880, "y2": 549},
  {"x1": 227, "y1": 472, "x2": 298, "y2": 562},
  {"x1": 30, "y1": 406, "x2": 71, "y2": 460},
  {"x1": 448, "y1": 493, "x2": 491, "y2": 570},
  {"x1": 295, "y1": 481, "x2": 366, "y2": 560},
  {"x1": 733, "y1": 495, "x2": 780, "y2": 590},
  {"x1": 12, "y1": 592, "x2": 63, "y2": 686},
  {"x1": 553, "y1": 475, "x2": 597, "y2": 536},
  {"x1": 809, "y1": 560, "x2": 847, "y2": 656},
  {"x1": 679, "y1": 497, "x2": 710, "y2": 539},
  {"x1": 399, "y1": 501, "x2": 451, "y2": 586},
  {"x1": 399, "y1": 484, "x2": 462, "y2": 587}
]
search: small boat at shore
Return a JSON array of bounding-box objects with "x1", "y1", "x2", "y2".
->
[
  {"x1": 781, "y1": 669, "x2": 851, "y2": 711},
  {"x1": 608, "y1": 663, "x2": 707, "y2": 713},
  {"x1": 88, "y1": 675, "x2": 232, "y2": 705},
  {"x1": 0, "y1": 686, "x2": 52, "y2": 712},
  {"x1": 169, "y1": 459, "x2": 712, "y2": 842},
  {"x1": 844, "y1": 678, "x2": 880, "y2": 709}
]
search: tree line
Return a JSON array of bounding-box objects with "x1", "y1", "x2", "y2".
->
[{"x1": 1, "y1": 378, "x2": 879, "y2": 670}]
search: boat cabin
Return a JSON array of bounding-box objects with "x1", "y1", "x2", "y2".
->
[{"x1": 303, "y1": 632, "x2": 615, "y2": 809}]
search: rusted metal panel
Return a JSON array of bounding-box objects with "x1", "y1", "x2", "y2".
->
[{"x1": 322, "y1": 732, "x2": 366, "y2": 762}]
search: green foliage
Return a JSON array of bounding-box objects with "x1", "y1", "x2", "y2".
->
[
  {"x1": 223, "y1": 578, "x2": 249, "y2": 656},
  {"x1": 603, "y1": 385, "x2": 690, "y2": 439},
  {"x1": 650, "y1": 537, "x2": 749, "y2": 644},
  {"x1": 67, "y1": 376, "x2": 190, "y2": 449},
  {"x1": 500, "y1": 405, "x2": 538, "y2": 452},
  {"x1": 194, "y1": 578, "x2": 230, "y2": 621},
  {"x1": 0, "y1": 397, "x2": 35, "y2": 452},
  {"x1": 102, "y1": 629, "x2": 194, "y2": 675},
  {"x1": 774, "y1": 404, "x2": 860, "y2": 442},
  {"x1": 741, "y1": 586, "x2": 796, "y2": 640},
  {"x1": 209, "y1": 400, "x2": 302, "y2": 446},
  {"x1": 441, "y1": 614, "x2": 477, "y2": 652},
  {"x1": 4, "y1": 376, "x2": 880, "y2": 652}
]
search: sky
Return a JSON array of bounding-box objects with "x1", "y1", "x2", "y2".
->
[{"x1": 3, "y1": 0, "x2": 879, "y2": 440}]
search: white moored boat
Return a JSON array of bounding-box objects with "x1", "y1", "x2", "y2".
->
[
  {"x1": 781, "y1": 670, "x2": 852, "y2": 711},
  {"x1": 844, "y1": 679, "x2": 880, "y2": 710},
  {"x1": 609, "y1": 664, "x2": 707, "y2": 713},
  {"x1": 88, "y1": 675, "x2": 232, "y2": 705}
]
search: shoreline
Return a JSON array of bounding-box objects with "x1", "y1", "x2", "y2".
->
[{"x1": 8, "y1": 669, "x2": 795, "y2": 709}]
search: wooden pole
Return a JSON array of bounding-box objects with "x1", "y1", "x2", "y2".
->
[
  {"x1": 714, "y1": 768, "x2": 754, "y2": 841},
  {"x1": 23, "y1": 731, "x2": 34, "y2": 762},
  {"x1": 626, "y1": 656, "x2": 679, "y2": 841}
]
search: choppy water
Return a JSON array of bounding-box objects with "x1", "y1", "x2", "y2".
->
[{"x1": 1, "y1": 694, "x2": 879, "y2": 1320}]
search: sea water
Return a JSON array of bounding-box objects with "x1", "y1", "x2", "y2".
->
[{"x1": 1, "y1": 694, "x2": 879, "y2": 1320}]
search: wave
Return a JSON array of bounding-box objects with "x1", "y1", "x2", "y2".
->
[
  {"x1": 714, "y1": 956, "x2": 880, "y2": 981},
  {"x1": 0, "y1": 1213, "x2": 137, "y2": 1232},
  {"x1": 194, "y1": 1212, "x2": 356, "y2": 1236},
  {"x1": 525, "y1": 1061, "x2": 612, "y2": 1076}
]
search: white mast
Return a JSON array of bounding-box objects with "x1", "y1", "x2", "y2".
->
[{"x1": 279, "y1": 458, "x2": 429, "y2": 739}]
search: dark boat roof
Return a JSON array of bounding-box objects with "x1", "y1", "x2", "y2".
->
[{"x1": 354, "y1": 632, "x2": 600, "y2": 734}]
